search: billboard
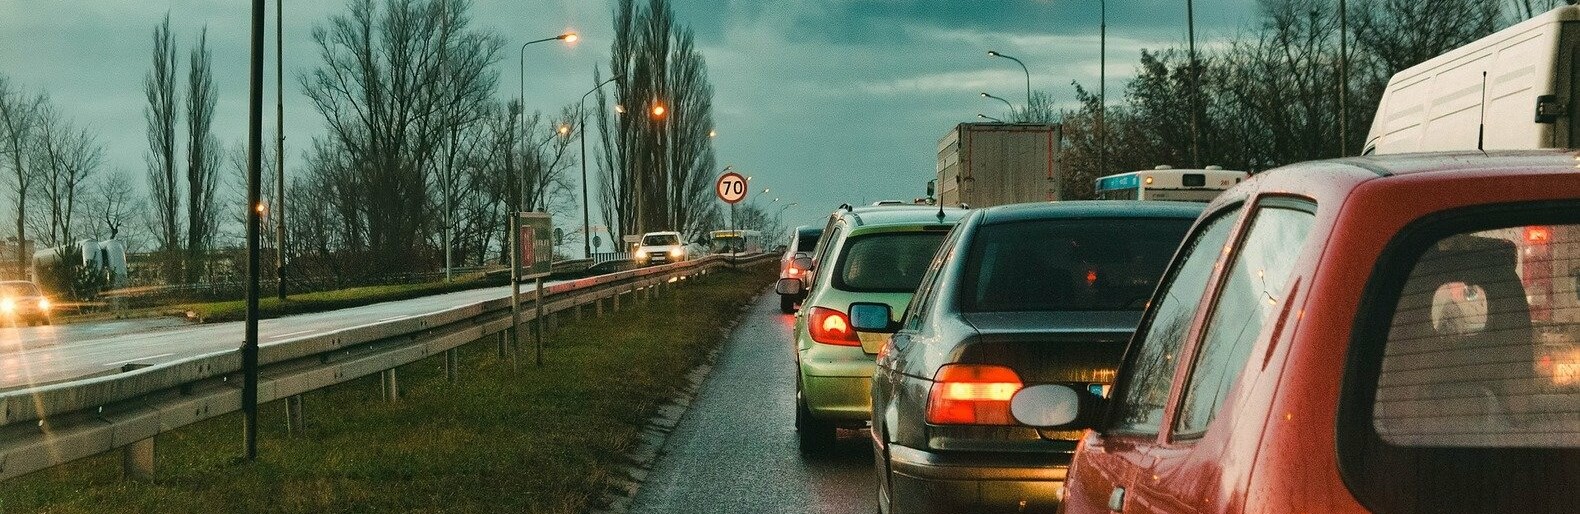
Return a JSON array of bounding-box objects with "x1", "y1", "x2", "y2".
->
[{"x1": 517, "y1": 212, "x2": 554, "y2": 280}]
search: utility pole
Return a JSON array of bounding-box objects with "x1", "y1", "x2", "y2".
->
[
  {"x1": 1187, "y1": 0, "x2": 1202, "y2": 168},
  {"x1": 1339, "y1": 0, "x2": 1350, "y2": 156},
  {"x1": 242, "y1": 0, "x2": 265, "y2": 461},
  {"x1": 1099, "y1": 0, "x2": 1107, "y2": 177},
  {"x1": 274, "y1": 0, "x2": 286, "y2": 301}
]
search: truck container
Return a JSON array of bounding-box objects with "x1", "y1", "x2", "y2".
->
[{"x1": 936, "y1": 123, "x2": 1062, "y2": 207}]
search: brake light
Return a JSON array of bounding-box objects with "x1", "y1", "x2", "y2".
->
[
  {"x1": 926, "y1": 364, "x2": 1023, "y2": 425},
  {"x1": 807, "y1": 307, "x2": 859, "y2": 346},
  {"x1": 1526, "y1": 226, "x2": 1551, "y2": 245},
  {"x1": 786, "y1": 266, "x2": 801, "y2": 276}
]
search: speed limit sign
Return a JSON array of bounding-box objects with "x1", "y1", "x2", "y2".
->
[{"x1": 715, "y1": 172, "x2": 747, "y2": 204}]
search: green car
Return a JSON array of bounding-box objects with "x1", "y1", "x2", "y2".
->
[{"x1": 777, "y1": 204, "x2": 968, "y2": 452}]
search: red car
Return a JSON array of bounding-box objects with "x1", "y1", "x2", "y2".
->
[{"x1": 1011, "y1": 151, "x2": 1580, "y2": 513}]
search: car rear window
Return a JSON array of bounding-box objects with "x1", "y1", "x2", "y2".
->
[
  {"x1": 797, "y1": 231, "x2": 821, "y2": 253},
  {"x1": 833, "y1": 232, "x2": 947, "y2": 293},
  {"x1": 1341, "y1": 214, "x2": 1580, "y2": 513},
  {"x1": 958, "y1": 218, "x2": 1194, "y2": 312},
  {"x1": 643, "y1": 234, "x2": 679, "y2": 246}
]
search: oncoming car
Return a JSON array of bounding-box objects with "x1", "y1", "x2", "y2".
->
[
  {"x1": 1010, "y1": 151, "x2": 1580, "y2": 513},
  {"x1": 0, "y1": 280, "x2": 52, "y2": 326},
  {"x1": 778, "y1": 204, "x2": 967, "y2": 452},
  {"x1": 634, "y1": 231, "x2": 687, "y2": 266}
]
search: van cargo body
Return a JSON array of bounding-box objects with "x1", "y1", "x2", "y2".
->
[
  {"x1": 1365, "y1": 6, "x2": 1580, "y2": 154},
  {"x1": 936, "y1": 123, "x2": 1062, "y2": 207}
]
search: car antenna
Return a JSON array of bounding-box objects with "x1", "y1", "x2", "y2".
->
[
  {"x1": 1477, "y1": 71, "x2": 1488, "y2": 157},
  {"x1": 936, "y1": 197, "x2": 946, "y2": 221}
]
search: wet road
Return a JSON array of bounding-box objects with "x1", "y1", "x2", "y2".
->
[
  {"x1": 0, "y1": 281, "x2": 564, "y2": 390},
  {"x1": 629, "y1": 291, "x2": 874, "y2": 514}
]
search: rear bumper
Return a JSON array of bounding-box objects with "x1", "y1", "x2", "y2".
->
[{"x1": 887, "y1": 444, "x2": 1067, "y2": 514}]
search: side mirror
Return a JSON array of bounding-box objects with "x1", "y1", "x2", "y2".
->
[
  {"x1": 775, "y1": 278, "x2": 804, "y2": 296},
  {"x1": 849, "y1": 302, "x2": 898, "y2": 333},
  {"x1": 1010, "y1": 384, "x2": 1105, "y2": 430},
  {"x1": 791, "y1": 256, "x2": 813, "y2": 271}
]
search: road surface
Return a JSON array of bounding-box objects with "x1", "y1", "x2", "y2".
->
[
  {"x1": 0, "y1": 281, "x2": 564, "y2": 391},
  {"x1": 629, "y1": 291, "x2": 874, "y2": 514}
]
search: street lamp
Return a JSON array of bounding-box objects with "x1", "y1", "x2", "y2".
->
[
  {"x1": 977, "y1": 113, "x2": 1004, "y2": 123},
  {"x1": 987, "y1": 50, "x2": 1032, "y2": 108},
  {"x1": 980, "y1": 92, "x2": 1015, "y2": 113},
  {"x1": 576, "y1": 75, "x2": 620, "y2": 258},
  {"x1": 513, "y1": 30, "x2": 575, "y2": 366}
]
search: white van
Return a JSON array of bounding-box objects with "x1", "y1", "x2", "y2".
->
[{"x1": 1365, "y1": 6, "x2": 1580, "y2": 155}]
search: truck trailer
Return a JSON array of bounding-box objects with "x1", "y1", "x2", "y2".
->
[{"x1": 936, "y1": 123, "x2": 1062, "y2": 207}]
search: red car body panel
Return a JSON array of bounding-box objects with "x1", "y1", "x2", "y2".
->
[{"x1": 1063, "y1": 151, "x2": 1580, "y2": 514}]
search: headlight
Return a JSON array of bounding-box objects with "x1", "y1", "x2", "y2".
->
[
  {"x1": 1, "y1": 299, "x2": 14, "y2": 313},
  {"x1": 38, "y1": 299, "x2": 49, "y2": 311},
  {"x1": 670, "y1": 248, "x2": 683, "y2": 257}
]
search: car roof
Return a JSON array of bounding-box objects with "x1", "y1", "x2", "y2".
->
[
  {"x1": 837, "y1": 205, "x2": 968, "y2": 228},
  {"x1": 977, "y1": 200, "x2": 1204, "y2": 225},
  {"x1": 1206, "y1": 150, "x2": 1580, "y2": 213},
  {"x1": 643, "y1": 231, "x2": 681, "y2": 236}
]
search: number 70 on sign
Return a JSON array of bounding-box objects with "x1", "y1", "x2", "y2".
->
[{"x1": 715, "y1": 172, "x2": 747, "y2": 204}]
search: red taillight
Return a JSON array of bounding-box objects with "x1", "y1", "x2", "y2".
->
[
  {"x1": 926, "y1": 364, "x2": 1023, "y2": 425},
  {"x1": 1526, "y1": 226, "x2": 1552, "y2": 245},
  {"x1": 786, "y1": 266, "x2": 802, "y2": 276},
  {"x1": 808, "y1": 307, "x2": 860, "y2": 346}
]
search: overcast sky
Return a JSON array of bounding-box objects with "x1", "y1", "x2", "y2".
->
[{"x1": 0, "y1": 0, "x2": 1259, "y2": 239}]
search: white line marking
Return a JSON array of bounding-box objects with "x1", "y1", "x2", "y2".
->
[
  {"x1": 270, "y1": 329, "x2": 314, "y2": 339},
  {"x1": 103, "y1": 353, "x2": 174, "y2": 367}
]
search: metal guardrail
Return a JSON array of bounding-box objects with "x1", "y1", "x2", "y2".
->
[{"x1": 0, "y1": 252, "x2": 776, "y2": 482}]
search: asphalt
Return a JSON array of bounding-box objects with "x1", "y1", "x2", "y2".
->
[
  {"x1": 628, "y1": 291, "x2": 874, "y2": 514},
  {"x1": 0, "y1": 281, "x2": 564, "y2": 391}
]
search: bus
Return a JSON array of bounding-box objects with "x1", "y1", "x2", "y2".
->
[
  {"x1": 1094, "y1": 165, "x2": 1249, "y2": 202},
  {"x1": 708, "y1": 230, "x2": 764, "y2": 254}
]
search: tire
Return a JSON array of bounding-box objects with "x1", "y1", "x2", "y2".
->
[
  {"x1": 797, "y1": 398, "x2": 837, "y2": 453},
  {"x1": 779, "y1": 295, "x2": 796, "y2": 314}
]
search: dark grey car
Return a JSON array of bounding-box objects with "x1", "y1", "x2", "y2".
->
[{"x1": 857, "y1": 201, "x2": 1202, "y2": 514}]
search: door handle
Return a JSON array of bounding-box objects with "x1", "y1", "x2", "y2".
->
[{"x1": 1108, "y1": 486, "x2": 1125, "y2": 512}]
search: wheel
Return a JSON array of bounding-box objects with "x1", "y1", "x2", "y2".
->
[
  {"x1": 780, "y1": 295, "x2": 796, "y2": 313},
  {"x1": 797, "y1": 396, "x2": 836, "y2": 453}
]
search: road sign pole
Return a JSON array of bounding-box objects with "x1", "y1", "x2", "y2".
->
[
  {"x1": 509, "y1": 213, "x2": 520, "y2": 370},
  {"x1": 535, "y1": 276, "x2": 544, "y2": 366}
]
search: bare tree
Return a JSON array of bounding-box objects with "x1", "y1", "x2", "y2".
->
[
  {"x1": 144, "y1": 14, "x2": 182, "y2": 279},
  {"x1": 82, "y1": 168, "x2": 143, "y2": 242},
  {"x1": 300, "y1": 0, "x2": 503, "y2": 275},
  {"x1": 185, "y1": 26, "x2": 220, "y2": 283},
  {"x1": 0, "y1": 76, "x2": 42, "y2": 275},
  {"x1": 31, "y1": 104, "x2": 102, "y2": 247}
]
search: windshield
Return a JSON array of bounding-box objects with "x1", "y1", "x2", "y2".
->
[
  {"x1": 960, "y1": 218, "x2": 1193, "y2": 312},
  {"x1": 642, "y1": 234, "x2": 680, "y2": 246},
  {"x1": 834, "y1": 232, "x2": 947, "y2": 293},
  {"x1": 0, "y1": 283, "x2": 40, "y2": 297}
]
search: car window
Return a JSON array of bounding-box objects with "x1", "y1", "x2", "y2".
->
[
  {"x1": 1109, "y1": 206, "x2": 1242, "y2": 434},
  {"x1": 1374, "y1": 225, "x2": 1579, "y2": 447},
  {"x1": 642, "y1": 234, "x2": 679, "y2": 246},
  {"x1": 902, "y1": 221, "x2": 966, "y2": 331},
  {"x1": 957, "y1": 218, "x2": 1193, "y2": 312},
  {"x1": 797, "y1": 231, "x2": 821, "y2": 252},
  {"x1": 834, "y1": 232, "x2": 947, "y2": 293},
  {"x1": 1176, "y1": 204, "x2": 1313, "y2": 435},
  {"x1": 813, "y1": 225, "x2": 842, "y2": 271},
  {"x1": 1342, "y1": 216, "x2": 1580, "y2": 513}
]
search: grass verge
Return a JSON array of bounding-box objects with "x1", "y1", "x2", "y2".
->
[{"x1": 0, "y1": 264, "x2": 776, "y2": 514}]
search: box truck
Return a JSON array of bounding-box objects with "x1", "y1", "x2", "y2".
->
[{"x1": 936, "y1": 123, "x2": 1062, "y2": 207}]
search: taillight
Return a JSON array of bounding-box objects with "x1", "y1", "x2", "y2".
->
[
  {"x1": 926, "y1": 364, "x2": 1023, "y2": 425},
  {"x1": 807, "y1": 307, "x2": 859, "y2": 346}
]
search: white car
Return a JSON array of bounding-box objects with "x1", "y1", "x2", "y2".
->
[{"x1": 634, "y1": 231, "x2": 687, "y2": 266}]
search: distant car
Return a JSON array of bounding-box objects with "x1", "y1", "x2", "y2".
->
[
  {"x1": 778, "y1": 225, "x2": 823, "y2": 313},
  {"x1": 0, "y1": 280, "x2": 52, "y2": 326},
  {"x1": 1011, "y1": 151, "x2": 1580, "y2": 513},
  {"x1": 634, "y1": 231, "x2": 687, "y2": 266},
  {"x1": 777, "y1": 204, "x2": 968, "y2": 452},
  {"x1": 860, "y1": 201, "x2": 1201, "y2": 514}
]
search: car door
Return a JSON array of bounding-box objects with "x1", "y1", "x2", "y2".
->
[
  {"x1": 1064, "y1": 205, "x2": 1245, "y2": 514},
  {"x1": 1134, "y1": 198, "x2": 1317, "y2": 513}
]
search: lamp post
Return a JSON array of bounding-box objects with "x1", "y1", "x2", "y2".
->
[
  {"x1": 987, "y1": 50, "x2": 1033, "y2": 109},
  {"x1": 275, "y1": 0, "x2": 286, "y2": 301},
  {"x1": 511, "y1": 31, "x2": 575, "y2": 365},
  {"x1": 1099, "y1": 0, "x2": 1108, "y2": 177},
  {"x1": 980, "y1": 92, "x2": 1015, "y2": 113},
  {"x1": 576, "y1": 76, "x2": 618, "y2": 259},
  {"x1": 1186, "y1": 0, "x2": 1201, "y2": 168},
  {"x1": 977, "y1": 113, "x2": 1004, "y2": 123}
]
